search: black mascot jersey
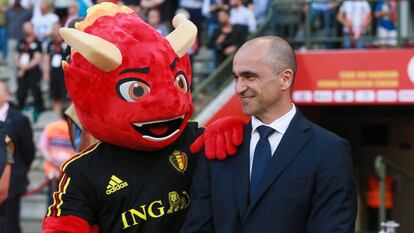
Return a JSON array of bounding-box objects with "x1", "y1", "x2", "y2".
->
[{"x1": 47, "y1": 122, "x2": 203, "y2": 233}]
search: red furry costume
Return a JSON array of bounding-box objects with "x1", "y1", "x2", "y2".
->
[{"x1": 42, "y1": 3, "x2": 244, "y2": 233}]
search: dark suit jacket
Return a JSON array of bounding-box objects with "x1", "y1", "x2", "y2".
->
[
  {"x1": 0, "y1": 121, "x2": 6, "y2": 176},
  {"x1": 4, "y1": 106, "x2": 34, "y2": 197},
  {"x1": 181, "y1": 110, "x2": 357, "y2": 233}
]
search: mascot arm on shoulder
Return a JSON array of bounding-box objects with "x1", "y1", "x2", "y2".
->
[{"x1": 42, "y1": 3, "x2": 243, "y2": 232}]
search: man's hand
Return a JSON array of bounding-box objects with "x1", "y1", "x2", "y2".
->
[{"x1": 191, "y1": 116, "x2": 245, "y2": 160}]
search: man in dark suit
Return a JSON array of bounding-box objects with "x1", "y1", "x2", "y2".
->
[
  {"x1": 0, "y1": 81, "x2": 35, "y2": 233},
  {"x1": 181, "y1": 36, "x2": 357, "y2": 233}
]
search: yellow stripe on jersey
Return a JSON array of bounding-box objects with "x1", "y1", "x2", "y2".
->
[
  {"x1": 47, "y1": 174, "x2": 67, "y2": 216},
  {"x1": 61, "y1": 142, "x2": 101, "y2": 172},
  {"x1": 56, "y1": 177, "x2": 71, "y2": 216}
]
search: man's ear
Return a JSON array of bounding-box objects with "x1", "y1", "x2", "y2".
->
[{"x1": 280, "y1": 69, "x2": 294, "y2": 90}]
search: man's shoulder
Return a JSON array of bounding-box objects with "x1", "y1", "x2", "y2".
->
[
  {"x1": 8, "y1": 107, "x2": 29, "y2": 122},
  {"x1": 309, "y1": 121, "x2": 346, "y2": 141},
  {"x1": 307, "y1": 121, "x2": 349, "y2": 150}
]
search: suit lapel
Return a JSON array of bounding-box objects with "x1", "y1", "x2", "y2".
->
[
  {"x1": 231, "y1": 123, "x2": 251, "y2": 220},
  {"x1": 243, "y1": 111, "x2": 311, "y2": 220}
]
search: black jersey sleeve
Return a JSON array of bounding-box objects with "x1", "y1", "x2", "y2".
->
[{"x1": 46, "y1": 143, "x2": 101, "y2": 225}]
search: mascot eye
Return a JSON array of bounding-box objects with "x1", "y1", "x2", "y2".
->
[
  {"x1": 174, "y1": 73, "x2": 188, "y2": 93},
  {"x1": 117, "y1": 79, "x2": 150, "y2": 102}
]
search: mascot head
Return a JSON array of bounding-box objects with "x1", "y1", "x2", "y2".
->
[{"x1": 60, "y1": 3, "x2": 197, "y2": 151}]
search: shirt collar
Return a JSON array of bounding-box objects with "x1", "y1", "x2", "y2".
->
[
  {"x1": 0, "y1": 102, "x2": 9, "y2": 121},
  {"x1": 251, "y1": 104, "x2": 296, "y2": 136}
]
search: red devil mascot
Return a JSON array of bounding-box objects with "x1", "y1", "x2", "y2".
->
[{"x1": 42, "y1": 2, "x2": 244, "y2": 233}]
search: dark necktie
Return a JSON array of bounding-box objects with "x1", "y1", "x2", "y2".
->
[{"x1": 250, "y1": 125, "x2": 275, "y2": 200}]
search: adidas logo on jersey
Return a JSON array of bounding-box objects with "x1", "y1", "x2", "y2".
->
[{"x1": 106, "y1": 175, "x2": 128, "y2": 195}]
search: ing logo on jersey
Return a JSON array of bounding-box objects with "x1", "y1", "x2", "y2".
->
[
  {"x1": 106, "y1": 175, "x2": 128, "y2": 195},
  {"x1": 169, "y1": 151, "x2": 188, "y2": 174}
]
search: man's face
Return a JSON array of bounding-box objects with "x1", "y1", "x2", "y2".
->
[{"x1": 233, "y1": 44, "x2": 283, "y2": 119}]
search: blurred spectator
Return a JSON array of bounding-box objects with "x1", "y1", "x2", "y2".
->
[
  {"x1": 0, "y1": 80, "x2": 35, "y2": 233},
  {"x1": 64, "y1": 104, "x2": 97, "y2": 152},
  {"x1": 229, "y1": 0, "x2": 256, "y2": 33},
  {"x1": 0, "y1": 0, "x2": 8, "y2": 62},
  {"x1": 307, "y1": 0, "x2": 339, "y2": 49},
  {"x1": 0, "y1": 122, "x2": 12, "y2": 233},
  {"x1": 208, "y1": 8, "x2": 246, "y2": 66},
  {"x1": 62, "y1": 1, "x2": 80, "y2": 27},
  {"x1": 179, "y1": 0, "x2": 203, "y2": 44},
  {"x1": 6, "y1": 0, "x2": 32, "y2": 92},
  {"x1": 31, "y1": 1, "x2": 59, "y2": 44},
  {"x1": 37, "y1": 108, "x2": 74, "y2": 206},
  {"x1": 76, "y1": 0, "x2": 93, "y2": 17},
  {"x1": 147, "y1": 7, "x2": 170, "y2": 37},
  {"x1": 44, "y1": 23, "x2": 69, "y2": 114},
  {"x1": 16, "y1": 21, "x2": 44, "y2": 119},
  {"x1": 251, "y1": 0, "x2": 269, "y2": 26},
  {"x1": 273, "y1": 0, "x2": 303, "y2": 39},
  {"x1": 9, "y1": 0, "x2": 37, "y2": 10},
  {"x1": 375, "y1": 0, "x2": 397, "y2": 47},
  {"x1": 54, "y1": 0, "x2": 71, "y2": 19},
  {"x1": 122, "y1": 0, "x2": 140, "y2": 14},
  {"x1": 140, "y1": 0, "x2": 179, "y2": 25},
  {"x1": 337, "y1": 0, "x2": 371, "y2": 49},
  {"x1": 202, "y1": 0, "x2": 229, "y2": 40}
]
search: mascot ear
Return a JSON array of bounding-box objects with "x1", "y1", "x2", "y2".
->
[
  {"x1": 166, "y1": 14, "x2": 197, "y2": 58},
  {"x1": 59, "y1": 28, "x2": 122, "y2": 72}
]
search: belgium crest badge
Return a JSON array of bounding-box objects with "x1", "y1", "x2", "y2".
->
[{"x1": 169, "y1": 151, "x2": 188, "y2": 174}]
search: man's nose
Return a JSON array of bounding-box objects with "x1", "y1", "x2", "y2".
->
[{"x1": 235, "y1": 80, "x2": 247, "y2": 94}]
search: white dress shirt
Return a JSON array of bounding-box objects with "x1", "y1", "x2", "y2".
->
[
  {"x1": 249, "y1": 104, "x2": 296, "y2": 177},
  {"x1": 0, "y1": 102, "x2": 9, "y2": 122}
]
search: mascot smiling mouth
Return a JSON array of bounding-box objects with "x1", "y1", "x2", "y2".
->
[{"x1": 132, "y1": 115, "x2": 185, "y2": 141}]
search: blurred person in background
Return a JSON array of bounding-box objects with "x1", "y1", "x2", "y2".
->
[
  {"x1": 43, "y1": 22, "x2": 69, "y2": 113},
  {"x1": 337, "y1": 0, "x2": 371, "y2": 49},
  {"x1": 15, "y1": 21, "x2": 44, "y2": 120},
  {"x1": 54, "y1": 0, "x2": 71, "y2": 19},
  {"x1": 0, "y1": 80, "x2": 34, "y2": 233},
  {"x1": 374, "y1": 0, "x2": 397, "y2": 47},
  {"x1": 6, "y1": 0, "x2": 32, "y2": 93},
  {"x1": 76, "y1": 0, "x2": 93, "y2": 17},
  {"x1": 0, "y1": 126, "x2": 14, "y2": 233},
  {"x1": 31, "y1": 1, "x2": 59, "y2": 45},
  {"x1": 63, "y1": 1, "x2": 80, "y2": 27},
  {"x1": 273, "y1": 0, "x2": 303, "y2": 40},
  {"x1": 229, "y1": 0, "x2": 256, "y2": 33},
  {"x1": 208, "y1": 7, "x2": 246, "y2": 66},
  {"x1": 179, "y1": 0, "x2": 203, "y2": 44},
  {"x1": 140, "y1": 0, "x2": 179, "y2": 24},
  {"x1": 202, "y1": 0, "x2": 229, "y2": 40},
  {"x1": 147, "y1": 7, "x2": 170, "y2": 37},
  {"x1": 38, "y1": 106, "x2": 74, "y2": 206},
  {"x1": 307, "y1": 0, "x2": 339, "y2": 49},
  {"x1": 0, "y1": 0, "x2": 9, "y2": 62},
  {"x1": 251, "y1": 0, "x2": 268, "y2": 26},
  {"x1": 63, "y1": 104, "x2": 97, "y2": 153}
]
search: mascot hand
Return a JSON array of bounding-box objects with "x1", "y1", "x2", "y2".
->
[
  {"x1": 191, "y1": 116, "x2": 245, "y2": 160},
  {"x1": 42, "y1": 215, "x2": 100, "y2": 233}
]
